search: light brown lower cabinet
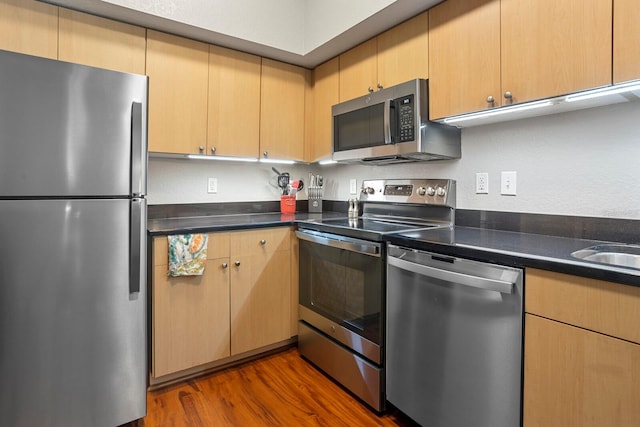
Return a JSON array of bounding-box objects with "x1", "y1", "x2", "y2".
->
[
  {"x1": 524, "y1": 269, "x2": 640, "y2": 426},
  {"x1": 151, "y1": 227, "x2": 294, "y2": 383}
]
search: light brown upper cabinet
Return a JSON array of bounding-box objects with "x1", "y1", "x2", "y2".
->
[
  {"x1": 339, "y1": 11, "x2": 429, "y2": 102},
  {"x1": 377, "y1": 11, "x2": 429, "y2": 90},
  {"x1": 0, "y1": 0, "x2": 58, "y2": 59},
  {"x1": 428, "y1": 0, "x2": 501, "y2": 119},
  {"x1": 613, "y1": 0, "x2": 640, "y2": 83},
  {"x1": 146, "y1": 30, "x2": 209, "y2": 155},
  {"x1": 59, "y1": 9, "x2": 146, "y2": 75},
  {"x1": 429, "y1": 0, "x2": 612, "y2": 119},
  {"x1": 309, "y1": 57, "x2": 339, "y2": 162},
  {"x1": 501, "y1": 0, "x2": 611, "y2": 105},
  {"x1": 208, "y1": 45, "x2": 262, "y2": 158},
  {"x1": 260, "y1": 58, "x2": 308, "y2": 161}
]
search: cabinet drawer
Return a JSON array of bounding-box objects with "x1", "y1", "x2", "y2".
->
[
  {"x1": 153, "y1": 232, "x2": 230, "y2": 267},
  {"x1": 230, "y1": 227, "x2": 291, "y2": 257},
  {"x1": 525, "y1": 268, "x2": 640, "y2": 344}
]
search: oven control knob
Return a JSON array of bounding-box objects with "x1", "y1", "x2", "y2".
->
[
  {"x1": 426, "y1": 186, "x2": 436, "y2": 196},
  {"x1": 436, "y1": 186, "x2": 446, "y2": 197},
  {"x1": 362, "y1": 186, "x2": 375, "y2": 195},
  {"x1": 417, "y1": 187, "x2": 427, "y2": 196}
]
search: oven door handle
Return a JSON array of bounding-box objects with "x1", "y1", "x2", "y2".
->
[
  {"x1": 388, "y1": 255, "x2": 514, "y2": 294},
  {"x1": 295, "y1": 230, "x2": 381, "y2": 257}
]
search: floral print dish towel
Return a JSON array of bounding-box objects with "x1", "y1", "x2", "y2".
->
[{"x1": 167, "y1": 234, "x2": 208, "y2": 276}]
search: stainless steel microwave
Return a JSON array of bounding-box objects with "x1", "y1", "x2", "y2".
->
[{"x1": 332, "y1": 79, "x2": 461, "y2": 164}]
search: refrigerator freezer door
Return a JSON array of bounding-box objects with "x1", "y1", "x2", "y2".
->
[
  {"x1": 0, "y1": 199, "x2": 146, "y2": 427},
  {"x1": 0, "y1": 50, "x2": 148, "y2": 198}
]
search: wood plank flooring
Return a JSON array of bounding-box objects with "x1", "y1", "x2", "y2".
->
[{"x1": 140, "y1": 347, "x2": 416, "y2": 426}]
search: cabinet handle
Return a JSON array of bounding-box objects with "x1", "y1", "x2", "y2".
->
[
  {"x1": 260, "y1": 239, "x2": 266, "y2": 245},
  {"x1": 222, "y1": 262, "x2": 228, "y2": 269},
  {"x1": 211, "y1": 146, "x2": 216, "y2": 154},
  {"x1": 199, "y1": 145, "x2": 205, "y2": 153},
  {"x1": 235, "y1": 260, "x2": 241, "y2": 267},
  {"x1": 487, "y1": 95, "x2": 495, "y2": 107},
  {"x1": 263, "y1": 151, "x2": 268, "y2": 158},
  {"x1": 377, "y1": 83, "x2": 383, "y2": 90},
  {"x1": 504, "y1": 91, "x2": 513, "y2": 105},
  {"x1": 368, "y1": 87, "x2": 374, "y2": 93}
]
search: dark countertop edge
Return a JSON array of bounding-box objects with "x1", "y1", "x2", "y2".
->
[
  {"x1": 147, "y1": 211, "x2": 346, "y2": 236},
  {"x1": 385, "y1": 233, "x2": 640, "y2": 288}
]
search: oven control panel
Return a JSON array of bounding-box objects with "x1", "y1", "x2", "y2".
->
[
  {"x1": 360, "y1": 179, "x2": 456, "y2": 207},
  {"x1": 384, "y1": 184, "x2": 414, "y2": 196}
]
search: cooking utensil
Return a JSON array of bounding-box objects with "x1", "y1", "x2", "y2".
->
[{"x1": 277, "y1": 172, "x2": 290, "y2": 194}]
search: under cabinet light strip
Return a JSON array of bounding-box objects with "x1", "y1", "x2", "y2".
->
[
  {"x1": 186, "y1": 154, "x2": 258, "y2": 162},
  {"x1": 443, "y1": 99, "x2": 553, "y2": 124},
  {"x1": 258, "y1": 158, "x2": 296, "y2": 165},
  {"x1": 565, "y1": 81, "x2": 640, "y2": 102}
]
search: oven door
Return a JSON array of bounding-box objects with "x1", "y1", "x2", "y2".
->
[{"x1": 296, "y1": 229, "x2": 383, "y2": 364}]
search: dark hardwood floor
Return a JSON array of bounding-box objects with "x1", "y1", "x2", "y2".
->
[{"x1": 140, "y1": 347, "x2": 416, "y2": 426}]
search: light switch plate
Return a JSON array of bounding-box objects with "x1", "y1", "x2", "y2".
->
[
  {"x1": 501, "y1": 171, "x2": 517, "y2": 195},
  {"x1": 349, "y1": 179, "x2": 357, "y2": 195},
  {"x1": 207, "y1": 177, "x2": 218, "y2": 194}
]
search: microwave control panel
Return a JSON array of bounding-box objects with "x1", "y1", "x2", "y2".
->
[{"x1": 397, "y1": 95, "x2": 415, "y2": 142}]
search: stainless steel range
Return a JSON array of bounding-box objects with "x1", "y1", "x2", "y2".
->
[{"x1": 295, "y1": 178, "x2": 456, "y2": 411}]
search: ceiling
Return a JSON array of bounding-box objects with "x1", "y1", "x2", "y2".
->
[{"x1": 45, "y1": 0, "x2": 444, "y2": 68}]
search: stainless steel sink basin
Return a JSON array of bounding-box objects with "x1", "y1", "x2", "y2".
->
[{"x1": 571, "y1": 244, "x2": 640, "y2": 269}]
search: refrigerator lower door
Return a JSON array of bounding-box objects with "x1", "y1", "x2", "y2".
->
[{"x1": 0, "y1": 199, "x2": 146, "y2": 427}]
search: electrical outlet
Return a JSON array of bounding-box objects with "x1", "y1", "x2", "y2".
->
[
  {"x1": 476, "y1": 173, "x2": 489, "y2": 194},
  {"x1": 501, "y1": 171, "x2": 517, "y2": 195},
  {"x1": 349, "y1": 179, "x2": 357, "y2": 195},
  {"x1": 207, "y1": 177, "x2": 218, "y2": 194}
]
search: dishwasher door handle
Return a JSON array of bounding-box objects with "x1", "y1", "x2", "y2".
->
[{"x1": 388, "y1": 255, "x2": 514, "y2": 294}]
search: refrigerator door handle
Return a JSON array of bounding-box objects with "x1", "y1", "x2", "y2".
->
[
  {"x1": 129, "y1": 198, "x2": 144, "y2": 294},
  {"x1": 130, "y1": 102, "x2": 145, "y2": 197}
]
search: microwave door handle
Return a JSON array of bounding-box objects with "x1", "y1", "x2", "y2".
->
[{"x1": 383, "y1": 99, "x2": 393, "y2": 144}]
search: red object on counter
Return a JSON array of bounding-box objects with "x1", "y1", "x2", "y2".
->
[{"x1": 280, "y1": 195, "x2": 296, "y2": 214}]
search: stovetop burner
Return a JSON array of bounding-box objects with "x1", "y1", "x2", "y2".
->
[{"x1": 298, "y1": 179, "x2": 456, "y2": 242}]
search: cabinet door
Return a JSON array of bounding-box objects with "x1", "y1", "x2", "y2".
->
[
  {"x1": 501, "y1": 0, "x2": 612, "y2": 104},
  {"x1": 310, "y1": 57, "x2": 339, "y2": 162},
  {"x1": 152, "y1": 233, "x2": 231, "y2": 378},
  {"x1": 428, "y1": 0, "x2": 501, "y2": 119},
  {"x1": 146, "y1": 30, "x2": 209, "y2": 154},
  {"x1": 229, "y1": 228, "x2": 291, "y2": 355},
  {"x1": 613, "y1": 0, "x2": 640, "y2": 83},
  {"x1": 377, "y1": 10, "x2": 429, "y2": 89},
  {"x1": 260, "y1": 59, "x2": 307, "y2": 161},
  {"x1": 59, "y1": 9, "x2": 146, "y2": 74},
  {"x1": 208, "y1": 45, "x2": 261, "y2": 158},
  {"x1": 524, "y1": 314, "x2": 640, "y2": 427},
  {"x1": 0, "y1": 0, "x2": 57, "y2": 59},
  {"x1": 339, "y1": 38, "x2": 377, "y2": 101}
]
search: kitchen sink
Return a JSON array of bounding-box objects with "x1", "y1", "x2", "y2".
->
[{"x1": 571, "y1": 244, "x2": 640, "y2": 269}]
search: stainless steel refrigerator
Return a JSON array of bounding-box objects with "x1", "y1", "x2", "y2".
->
[{"x1": 0, "y1": 50, "x2": 148, "y2": 426}]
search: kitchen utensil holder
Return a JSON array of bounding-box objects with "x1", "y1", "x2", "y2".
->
[
  {"x1": 308, "y1": 186, "x2": 323, "y2": 213},
  {"x1": 280, "y1": 194, "x2": 296, "y2": 214}
]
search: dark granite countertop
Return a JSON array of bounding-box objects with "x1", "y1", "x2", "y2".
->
[
  {"x1": 386, "y1": 226, "x2": 640, "y2": 287},
  {"x1": 147, "y1": 203, "x2": 640, "y2": 287}
]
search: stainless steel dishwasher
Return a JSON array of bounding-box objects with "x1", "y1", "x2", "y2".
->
[{"x1": 386, "y1": 244, "x2": 523, "y2": 427}]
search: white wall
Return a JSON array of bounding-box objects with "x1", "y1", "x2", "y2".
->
[{"x1": 148, "y1": 100, "x2": 640, "y2": 220}]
